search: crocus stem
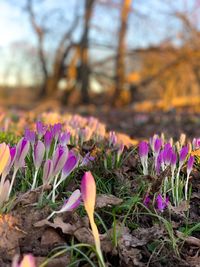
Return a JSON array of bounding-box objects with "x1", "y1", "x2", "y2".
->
[
  {"x1": 89, "y1": 214, "x2": 105, "y2": 267},
  {"x1": 47, "y1": 211, "x2": 55, "y2": 221},
  {"x1": 8, "y1": 168, "x2": 18, "y2": 198},
  {"x1": 185, "y1": 173, "x2": 190, "y2": 201},
  {"x1": 53, "y1": 138, "x2": 58, "y2": 154},
  {"x1": 0, "y1": 173, "x2": 7, "y2": 190},
  {"x1": 176, "y1": 166, "x2": 181, "y2": 206},
  {"x1": 163, "y1": 177, "x2": 168, "y2": 199},
  {"x1": 52, "y1": 174, "x2": 59, "y2": 202},
  {"x1": 171, "y1": 170, "x2": 175, "y2": 204},
  {"x1": 31, "y1": 169, "x2": 38, "y2": 190}
]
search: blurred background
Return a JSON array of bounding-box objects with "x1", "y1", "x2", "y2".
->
[{"x1": 1, "y1": 0, "x2": 200, "y2": 138}]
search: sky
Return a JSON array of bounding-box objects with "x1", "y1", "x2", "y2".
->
[{"x1": 0, "y1": 0, "x2": 197, "y2": 86}]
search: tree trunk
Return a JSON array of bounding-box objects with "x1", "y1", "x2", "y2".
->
[
  {"x1": 113, "y1": 0, "x2": 132, "y2": 106},
  {"x1": 79, "y1": 0, "x2": 95, "y2": 104}
]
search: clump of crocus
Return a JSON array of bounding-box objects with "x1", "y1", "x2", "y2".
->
[
  {"x1": 42, "y1": 159, "x2": 53, "y2": 186},
  {"x1": 36, "y1": 121, "x2": 46, "y2": 139},
  {"x1": 139, "y1": 141, "x2": 149, "y2": 175},
  {"x1": 47, "y1": 189, "x2": 81, "y2": 220},
  {"x1": 8, "y1": 138, "x2": 30, "y2": 198},
  {"x1": 81, "y1": 172, "x2": 105, "y2": 267},
  {"x1": 185, "y1": 155, "x2": 194, "y2": 201},
  {"x1": 32, "y1": 140, "x2": 45, "y2": 189},
  {"x1": 51, "y1": 145, "x2": 68, "y2": 202},
  {"x1": 24, "y1": 129, "x2": 35, "y2": 147},
  {"x1": 175, "y1": 145, "x2": 188, "y2": 205},
  {"x1": 0, "y1": 143, "x2": 11, "y2": 207},
  {"x1": 44, "y1": 130, "x2": 53, "y2": 159},
  {"x1": 109, "y1": 131, "x2": 117, "y2": 147}
]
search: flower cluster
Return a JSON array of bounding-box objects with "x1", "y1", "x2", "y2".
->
[
  {"x1": 0, "y1": 120, "x2": 98, "y2": 206},
  {"x1": 139, "y1": 134, "x2": 195, "y2": 207}
]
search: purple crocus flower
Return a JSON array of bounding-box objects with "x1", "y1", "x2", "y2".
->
[
  {"x1": 179, "y1": 145, "x2": 188, "y2": 164},
  {"x1": 170, "y1": 151, "x2": 177, "y2": 171},
  {"x1": 8, "y1": 138, "x2": 30, "y2": 198},
  {"x1": 14, "y1": 138, "x2": 30, "y2": 169},
  {"x1": 156, "y1": 151, "x2": 163, "y2": 175},
  {"x1": 51, "y1": 123, "x2": 62, "y2": 140},
  {"x1": 185, "y1": 155, "x2": 195, "y2": 201},
  {"x1": 52, "y1": 145, "x2": 68, "y2": 176},
  {"x1": 44, "y1": 130, "x2": 53, "y2": 151},
  {"x1": 24, "y1": 129, "x2": 35, "y2": 146},
  {"x1": 81, "y1": 152, "x2": 95, "y2": 167},
  {"x1": 59, "y1": 131, "x2": 70, "y2": 146},
  {"x1": 61, "y1": 153, "x2": 79, "y2": 180},
  {"x1": 47, "y1": 189, "x2": 81, "y2": 220},
  {"x1": 154, "y1": 138, "x2": 162, "y2": 154},
  {"x1": 139, "y1": 141, "x2": 148, "y2": 158},
  {"x1": 192, "y1": 138, "x2": 200, "y2": 150},
  {"x1": 187, "y1": 155, "x2": 194, "y2": 175},
  {"x1": 33, "y1": 140, "x2": 45, "y2": 170},
  {"x1": 3, "y1": 146, "x2": 16, "y2": 176},
  {"x1": 36, "y1": 121, "x2": 46, "y2": 138},
  {"x1": 43, "y1": 159, "x2": 53, "y2": 185},
  {"x1": 143, "y1": 194, "x2": 151, "y2": 207},
  {"x1": 163, "y1": 145, "x2": 173, "y2": 166},
  {"x1": 156, "y1": 194, "x2": 169, "y2": 212},
  {"x1": 109, "y1": 131, "x2": 117, "y2": 147},
  {"x1": 139, "y1": 141, "x2": 149, "y2": 175}
]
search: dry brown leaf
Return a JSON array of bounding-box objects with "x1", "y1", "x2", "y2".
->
[
  {"x1": 169, "y1": 201, "x2": 190, "y2": 216},
  {"x1": 176, "y1": 231, "x2": 200, "y2": 247},
  {"x1": 96, "y1": 194, "x2": 123, "y2": 209},
  {"x1": 0, "y1": 214, "x2": 25, "y2": 259}
]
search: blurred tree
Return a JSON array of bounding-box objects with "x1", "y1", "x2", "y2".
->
[
  {"x1": 113, "y1": 0, "x2": 132, "y2": 106},
  {"x1": 25, "y1": 0, "x2": 79, "y2": 98},
  {"x1": 79, "y1": 0, "x2": 95, "y2": 104}
]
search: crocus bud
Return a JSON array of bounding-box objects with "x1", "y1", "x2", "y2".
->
[
  {"x1": 43, "y1": 159, "x2": 53, "y2": 185},
  {"x1": 24, "y1": 129, "x2": 35, "y2": 146},
  {"x1": 36, "y1": 121, "x2": 46, "y2": 138},
  {"x1": 0, "y1": 180, "x2": 10, "y2": 207},
  {"x1": 80, "y1": 152, "x2": 94, "y2": 167},
  {"x1": 139, "y1": 141, "x2": 149, "y2": 175},
  {"x1": 61, "y1": 153, "x2": 79, "y2": 180},
  {"x1": 51, "y1": 189, "x2": 81, "y2": 218},
  {"x1": 51, "y1": 123, "x2": 62, "y2": 140},
  {"x1": 179, "y1": 133, "x2": 186, "y2": 147},
  {"x1": 14, "y1": 138, "x2": 30, "y2": 170},
  {"x1": 179, "y1": 145, "x2": 188, "y2": 164},
  {"x1": 156, "y1": 152, "x2": 162, "y2": 174},
  {"x1": 143, "y1": 194, "x2": 151, "y2": 207},
  {"x1": 0, "y1": 143, "x2": 10, "y2": 174},
  {"x1": 149, "y1": 134, "x2": 159, "y2": 150},
  {"x1": 170, "y1": 151, "x2": 177, "y2": 172},
  {"x1": 109, "y1": 131, "x2": 117, "y2": 147},
  {"x1": 81, "y1": 172, "x2": 104, "y2": 264},
  {"x1": 3, "y1": 146, "x2": 16, "y2": 176},
  {"x1": 156, "y1": 194, "x2": 169, "y2": 212},
  {"x1": 154, "y1": 138, "x2": 162, "y2": 154},
  {"x1": 59, "y1": 131, "x2": 70, "y2": 146},
  {"x1": 163, "y1": 145, "x2": 173, "y2": 165},
  {"x1": 187, "y1": 155, "x2": 194, "y2": 175},
  {"x1": 33, "y1": 140, "x2": 45, "y2": 170},
  {"x1": 52, "y1": 146, "x2": 68, "y2": 176},
  {"x1": 12, "y1": 254, "x2": 36, "y2": 267},
  {"x1": 44, "y1": 130, "x2": 53, "y2": 149},
  {"x1": 139, "y1": 141, "x2": 148, "y2": 158}
]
